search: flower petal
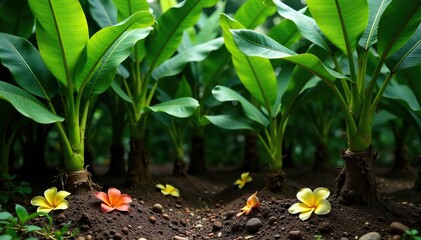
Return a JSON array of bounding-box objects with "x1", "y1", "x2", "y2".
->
[
  {"x1": 313, "y1": 187, "x2": 330, "y2": 200},
  {"x1": 115, "y1": 203, "x2": 130, "y2": 212},
  {"x1": 107, "y1": 188, "x2": 122, "y2": 206},
  {"x1": 170, "y1": 189, "x2": 180, "y2": 197},
  {"x1": 241, "y1": 172, "x2": 252, "y2": 183},
  {"x1": 101, "y1": 203, "x2": 115, "y2": 213},
  {"x1": 156, "y1": 184, "x2": 165, "y2": 190},
  {"x1": 314, "y1": 199, "x2": 331, "y2": 215},
  {"x1": 94, "y1": 191, "x2": 111, "y2": 206},
  {"x1": 31, "y1": 196, "x2": 50, "y2": 207},
  {"x1": 115, "y1": 194, "x2": 132, "y2": 205},
  {"x1": 54, "y1": 199, "x2": 69, "y2": 210},
  {"x1": 299, "y1": 209, "x2": 314, "y2": 221},
  {"x1": 247, "y1": 192, "x2": 259, "y2": 207},
  {"x1": 37, "y1": 206, "x2": 53, "y2": 214},
  {"x1": 296, "y1": 188, "x2": 314, "y2": 207},
  {"x1": 44, "y1": 187, "x2": 58, "y2": 206},
  {"x1": 234, "y1": 179, "x2": 244, "y2": 185},
  {"x1": 288, "y1": 202, "x2": 313, "y2": 214},
  {"x1": 56, "y1": 190, "x2": 71, "y2": 200}
]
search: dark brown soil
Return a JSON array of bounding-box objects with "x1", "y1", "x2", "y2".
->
[{"x1": 25, "y1": 165, "x2": 421, "y2": 240}]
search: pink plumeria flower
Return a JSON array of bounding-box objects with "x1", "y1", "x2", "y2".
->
[{"x1": 94, "y1": 188, "x2": 132, "y2": 213}]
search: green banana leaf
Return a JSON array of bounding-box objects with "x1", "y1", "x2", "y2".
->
[
  {"x1": 377, "y1": 0, "x2": 421, "y2": 58},
  {"x1": 195, "y1": 2, "x2": 225, "y2": 44},
  {"x1": 306, "y1": 0, "x2": 368, "y2": 55},
  {"x1": 145, "y1": 97, "x2": 199, "y2": 118},
  {"x1": 0, "y1": 0, "x2": 34, "y2": 38},
  {"x1": 231, "y1": 29, "x2": 346, "y2": 82},
  {"x1": 0, "y1": 33, "x2": 56, "y2": 100},
  {"x1": 202, "y1": 115, "x2": 255, "y2": 131},
  {"x1": 160, "y1": 0, "x2": 178, "y2": 13},
  {"x1": 212, "y1": 85, "x2": 269, "y2": 127},
  {"x1": 89, "y1": 0, "x2": 118, "y2": 28},
  {"x1": 358, "y1": 0, "x2": 391, "y2": 50},
  {"x1": 384, "y1": 80, "x2": 420, "y2": 112},
  {"x1": 152, "y1": 38, "x2": 223, "y2": 80},
  {"x1": 84, "y1": 27, "x2": 153, "y2": 97},
  {"x1": 272, "y1": 0, "x2": 332, "y2": 54},
  {"x1": 175, "y1": 77, "x2": 193, "y2": 99},
  {"x1": 268, "y1": 19, "x2": 301, "y2": 50},
  {"x1": 76, "y1": 11, "x2": 154, "y2": 92},
  {"x1": 234, "y1": 0, "x2": 276, "y2": 29},
  {"x1": 0, "y1": 81, "x2": 64, "y2": 124},
  {"x1": 146, "y1": 0, "x2": 218, "y2": 70},
  {"x1": 111, "y1": 81, "x2": 133, "y2": 103},
  {"x1": 220, "y1": 14, "x2": 278, "y2": 108},
  {"x1": 385, "y1": 25, "x2": 421, "y2": 72},
  {"x1": 395, "y1": 66, "x2": 421, "y2": 105},
  {"x1": 28, "y1": 0, "x2": 89, "y2": 87},
  {"x1": 113, "y1": 0, "x2": 149, "y2": 21}
]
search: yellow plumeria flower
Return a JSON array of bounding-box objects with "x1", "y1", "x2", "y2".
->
[
  {"x1": 288, "y1": 187, "x2": 331, "y2": 221},
  {"x1": 234, "y1": 172, "x2": 252, "y2": 189},
  {"x1": 156, "y1": 184, "x2": 179, "y2": 197},
  {"x1": 236, "y1": 191, "x2": 260, "y2": 217},
  {"x1": 30, "y1": 187, "x2": 71, "y2": 213}
]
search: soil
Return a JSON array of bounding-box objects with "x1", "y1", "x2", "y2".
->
[{"x1": 21, "y1": 165, "x2": 421, "y2": 240}]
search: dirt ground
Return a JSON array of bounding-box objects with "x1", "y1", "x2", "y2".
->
[{"x1": 23, "y1": 165, "x2": 421, "y2": 240}]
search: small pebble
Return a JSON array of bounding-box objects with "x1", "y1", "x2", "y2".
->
[
  {"x1": 152, "y1": 203, "x2": 163, "y2": 214},
  {"x1": 217, "y1": 232, "x2": 222, "y2": 238},
  {"x1": 274, "y1": 234, "x2": 281, "y2": 239},
  {"x1": 113, "y1": 233, "x2": 122, "y2": 240},
  {"x1": 392, "y1": 235, "x2": 402, "y2": 240},
  {"x1": 173, "y1": 236, "x2": 188, "y2": 240},
  {"x1": 76, "y1": 237, "x2": 85, "y2": 240},
  {"x1": 212, "y1": 221, "x2": 223, "y2": 231},
  {"x1": 148, "y1": 216, "x2": 156, "y2": 223},
  {"x1": 138, "y1": 238, "x2": 147, "y2": 240},
  {"x1": 121, "y1": 227, "x2": 129, "y2": 235},
  {"x1": 162, "y1": 213, "x2": 170, "y2": 220},
  {"x1": 359, "y1": 232, "x2": 381, "y2": 240},
  {"x1": 340, "y1": 238, "x2": 349, "y2": 240},
  {"x1": 246, "y1": 218, "x2": 263, "y2": 233},
  {"x1": 268, "y1": 216, "x2": 277, "y2": 225},
  {"x1": 56, "y1": 213, "x2": 66, "y2": 223},
  {"x1": 288, "y1": 230, "x2": 302, "y2": 240},
  {"x1": 389, "y1": 222, "x2": 409, "y2": 235}
]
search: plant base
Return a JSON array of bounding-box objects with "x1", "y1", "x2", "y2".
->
[
  {"x1": 266, "y1": 170, "x2": 287, "y2": 192},
  {"x1": 335, "y1": 148, "x2": 379, "y2": 205},
  {"x1": 56, "y1": 168, "x2": 100, "y2": 194},
  {"x1": 173, "y1": 157, "x2": 187, "y2": 177},
  {"x1": 126, "y1": 138, "x2": 154, "y2": 186}
]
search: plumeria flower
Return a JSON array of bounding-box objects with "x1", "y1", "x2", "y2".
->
[
  {"x1": 31, "y1": 187, "x2": 71, "y2": 214},
  {"x1": 156, "y1": 184, "x2": 179, "y2": 197},
  {"x1": 236, "y1": 191, "x2": 260, "y2": 217},
  {"x1": 234, "y1": 172, "x2": 253, "y2": 189},
  {"x1": 288, "y1": 187, "x2": 331, "y2": 221},
  {"x1": 94, "y1": 188, "x2": 132, "y2": 213}
]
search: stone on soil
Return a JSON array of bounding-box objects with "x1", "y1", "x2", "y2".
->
[
  {"x1": 288, "y1": 230, "x2": 302, "y2": 240},
  {"x1": 246, "y1": 218, "x2": 263, "y2": 233},
  {"x1": 152, "y1": 203, "x2": 163, "y2": 214},
  {"x1": 358, "y1": 232, "x2": 381, "y2": 240},
  {"x1": 389, "y1": 222, "x2": 409, "y2": 235}
]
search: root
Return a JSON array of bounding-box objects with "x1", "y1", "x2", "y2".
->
[
  {"x1": 54, "y1": 166, "x2": 101, "y2": 194},
  {"x1": 266, "y1": 170, "x2": 287, "y2": 192}
]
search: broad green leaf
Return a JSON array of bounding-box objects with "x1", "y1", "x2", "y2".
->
[
  {"x1": 395, "y1": 66, "x2": 421, "y2": 105},
  {"x1": 203, "y1": 115, "x2": 255, "y2": 131},
  {"x1": 273, "y1": 0, "x2": 331, "y2": 54},
  {"x1": 0, "y1": 81, "x2": 64, "y2": 124},
  {"x1": 220, "y1": 14, "x2": 278, "y2": 107},
  {"x1": 160, "y1": 0, "x2": 178, "y2": 13},
  {"x1": 0, "y1": 0, "x2": 34, "y2": 38},
  {"x1": 234, "y1": 0, "x2": 276, "y2": 29},
  {"x1": 231, "y1": 29, "x2": 346, "y2": 82},
  {"x1": 175, "y1": 77, "x2": 193, "y2": 99},
  {"x1": 28, "y1": 0, "x2": 89, "y2": 87},
  {"x1": 268, "y1": 19, "x2": 301, "y2": 50},
  {"x1": 145, "y1": 97, "x2": 199, "y2": 118},
  {"x1": 0, "y1": 33, "x2": 56, "y2": 100},
  {"x1": 0, "y1": 235, "x2": 12, "y2": 240},
  {"x1": 280, "y1": 45, "x2": 330, "y2": 115},
  {"x1": 111, "y1": 81, "x2": 133, "y2": 103},
  {"x1": 76, "y1": 11, "x2": 154, "y2": 92},
  {"x1": 381, "y1": 98, "x2": 421, "y2": 136},
  {"x1": 358, "y1": 0, "x2": 391, "y2": 50},
  {"x1": 15, "y1": 204, "x2": 28, "y2": 224},
  {"x1": 89, "y1": 0, "x2": 118, "y2": 28},
  {"x1": 153, "y1": 38, "x2": 223, "y2": 80},
  {"x1": 24, "y1": 225, "x2": 43, "y2": 232},
  {"x1": 385, "y1": 26, "x2": 421, "y2": 72},
  {"x1": 84, "y1": 27, "x2": 153, "y2": 97},
  {"x1": 384, "y1": 80, "x2": 420, "y2": 111},
  {"x1": 212, "y1": 85, "x2": 269, "y2": 127},
  {"x1": 306, "y1": 0, "x2": 368, "y2": 55},
  {"x1": 146, "y1": 0, "x2": 218, "y2": 70},
  {"x1": 377, "y1": 0, "x2": 421, "y2": 58},
  {"x1": 113, "y1": 0, "x2": 149, "y2": 21},
  {"x1": 195, "y1": 2, "x2": 225, "y2": 44},
  {"x1": 0, "y1": 212, "x2": 13, "y2": 221}
]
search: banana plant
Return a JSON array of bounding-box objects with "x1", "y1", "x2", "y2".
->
[
  {"x1": 230, "y1": 0, "x2": 421, "y2": 204},
  {"x1": 0, "y1": 0, "x2": 154, "y2": 193}
]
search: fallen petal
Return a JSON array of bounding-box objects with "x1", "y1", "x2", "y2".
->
[
  {"x1": 299, "y1": 209, "x2": 314, "y2": 221},
  {"x1": 115, "y1": 203, "x2": 130, "y2": 212},
  {"x1": 54, "y1": 199, "x2": 69, "y2": 210},
  {"x1": 101, "y1": 203, "x2": 115, "y2": 213},
  {"x1": 31, "y1": 196, "x2": 50, "y2": 207},
  {"x1": 288, "y1": 202, "x2": 312, "y2": 214},
  {"x1": 296, "y1": 188, "x2": 314, "y2": 207},
  {"x1": 314, "y1": 199, "x2": 331, "y2": 215},
  {"x1": 108, "y1": 188, "x2": 122, "y2": 206},
  {"x1": 37, "y1": 206, "x2": 53, "y2": 214},
  {"x1": 156, "y1": 184, "x2": 165, "y2": 190},
  {"x1": 94, "y1": 191, "x2": 111, "y2": 206},
  {"x1": 44, "y1": 187, "x2": 58, "y2": 206},
  {"x1": 313, "y1": 187, "x2": 330, "y2": 200}
]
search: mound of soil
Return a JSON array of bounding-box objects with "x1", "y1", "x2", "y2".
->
[{"x1": 26, "y1": 166, "x2": 421, "y2": 240}]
